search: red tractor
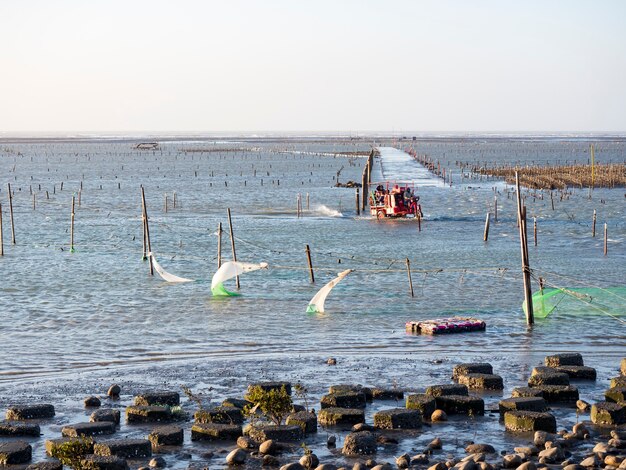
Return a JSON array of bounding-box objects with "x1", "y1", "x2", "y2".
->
[{"x1": 369, "y1": 182, "x2": 423, "y2": 219}]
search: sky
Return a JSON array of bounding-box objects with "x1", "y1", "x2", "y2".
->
[{"x1": 1, "y1": 0, "x2": 625, "y2": 133}]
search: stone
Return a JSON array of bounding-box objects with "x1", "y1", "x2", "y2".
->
[
  {"x1": 327, "y1": 435, "x2": 336, "y2": 447},
  {"x1": 512, "y1": 388, "x2": 544, "y2": 398},
  {"x1": 396, "y1": 454, "x2": 410, "y2": 469},
  {"x1": 554, "y1": 366, "x2": 597, "y2": 380},
  {"x1": 504, "y1": 411, "x2": 557, "y2": 433},
  {"x1": 514, "y1": 446, "x2": 538, "y2": 456},
  {"x1": 134, "y1": 392, "x2": 180, "y2": 407},
  {"x1": 126, "y1": 406, "x2": 172, "y2": 423},
  {"x1": 579, "y1": 456, "x2": 600, "y2": 467},
  {"x1": 317, "y1": 466, "x2": 337, "y2": 470},
  {"x1": 591, "y1": 401, "x2": 626, "y2": 425},
  {"x1": 318, "y1": 407, "x2": 365, "y2": 426},
  {"x1": 373, "y1": 409, "x2": 422, "y2": 429},
  {"x1": 576, "y1": 400, "x2": 591, "y2": 412},
  {"x1": 191, "y1": 423, "x2": 242, "y2": 441},
  {"x1": 606, "y1": 456, "x2": 624, "y2": 467},
  {"x1": 432, "y1": 410, "x2": 448, "y2": 421},
  {"x1": 528, "y1": 372, "x2": 570, "y2": 387},
  {"x1": 94, "y1": 439, "x2": 152, "y2": 459},
  {"x1": 411, "y1": 454, "x2": 430, "y2": 466},
  {"x1": 532, "y1": 386, "x2": 580, "y2": 403},
  {"x1": 260, "y1": 439, "x2": 279, "y2": 455},
  {"x1": 611, "y1": 376, "x2": 626, "y2": 388},
  {"x1": 321, "y1": 391, "x2": 366, "y2": 409},
  {"x1": 533, "y1": 431, "x2": 558, "y2": 447},
  {"x1": 0, "y1": 421, "x2": 40, "y2": 437},
  {"x1": 149, "y1": 456, "x2": 166, "y2": 468},
  {"x1": 194, "y1": 407, "x2": 244, "y2": 424},
  {"x1": 286, "y1": 411, "x2": 317, "y2": 433},
  {"x1": 545, "y1": 354, "x2": 584, "y2": 367},
  {"x1": 453, "y1": 363, "x2": 494, "y2": 380},
  {"x1": 458, "y1": 374, "x2": 504, "y2": 390},
  {"x1": 281, "y1": 464, "x2": 305, "y2": 470},
  {"x1": 609, "y1": 437, "x2": 626, "y2": 448},
  {"x1": 342, "y1": 431, "x2": 377, "y2": 456},
  {"x1": 80, "y1": 455, "x2": 128, "y2": 470},
  {"x1": 466, "y1": 444, "x2": 496, "y2": 454},
  {"x1": 245, "y1": 424, "x2": 304, "y2": 442},
  {"x1": 434, "y1": 395, "x2": 484, "y2": 415},
  {"x1": 45, "y1": 438, "x2": 95, "y2": 457},
  {"x1": 499, "y1": 397, "x2": 547, "y2": 416},
  {"x1": 606, "y1": 386, "x2": 626, "y2": 403},
  {"x1": 455, "y1": 461, "x2": 477, "y2": 470},
  {"x1": 148, "y1": 425, "x2": 184, "y2": 447},
  {"x1": 62, "y1": 421, "x2": 116, "y2": 437},
  {"x1": 427, "y1": 463, "x2": 447, "y2": 470},
  {"x1": 237, "y1": 435, "x2": 257, "y2": 449},
  {"x1": 502, "y1": 454, "x2": 522, "y2": 468},
  {"x1": 222, "y1": 398, "x2": 253, "y2": 409},
  {"x1": 563, "y1": 465, "x2": 585, "y2": 470},
  {"x1": 5, "y1": 404, "x2": 55, "y2": 420},
  {"x1": 429, "y1": 437, "x2": 443, "y2": 450},
  {"x1": 621, "y1": 358, "x2": 626, "y2": 375},
  {"x1": 263, "y1": 454, "x2": 280, "y2": 466},
  {"x1": 85, "y1": 396, "x2": 102, "y2": 407},
  {"x1": 108, "y1": 384, "x2": 121, "y2": 397},
  {"x1": 371, "y1": 388, "x2": 404, "y2": 400},
  {"x1": 327, "y1": 357, "x2": 337, "y2": 365},
  {"x1": 352, "y1": 423, "x2": 375, "y2": 432},
  {"x1": 0, "y1": 441, "x2": 32, "y2": 465},
  {"x1": 517, "y1": 462, "x2": 536, "y2": 470},
  {"x1": 26, "y1": 462, "x2": 63, "y2": 470},
  {"x1": 406, "y1": 394, "x2": 437, "y2": 418},
  {"x1": 91, "y1": 409, "x2": 121, "y2": 424},
  {"x1": 537, "y1": 446, "x2": 563, "y2": 463},
  {"x1": 426, "y1": 384, "x2": 469, "y2": 397},
  {"x1": 226, "y1": 448, "x2": 247, "y2": 465},
  {"x1": 300, "y1": 453, "x2": 319, "y2": 469},
  {"x1": 249, "y1": 381, "x2": 292, "y2": 395}
]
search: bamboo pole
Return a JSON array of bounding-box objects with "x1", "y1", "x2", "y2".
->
[
  {"x1": 141, "y1": 186, "x2": 153, "y2": 275},
  {"x1": 227, "y1": 208, "x2": 239, "y2": 289},
  {"x1": 515, "y1": 172, "x2": 534, "y2": 325},
  {"x1": 7, "y1": 183, "x2": 15, "y2": 245},
  {"x1": 361, "y1": 165, "x2": 367, "y2": 211},
  {"x1": 217, "y1": 222, "x2": 223, "y2": 269},
  {"x1": 604, "y1": 223, "x2": 608, "y2": 256},
  {"x1": 406, "y1": 258, "x2": 414, "y2": 297},
  {"x1": 483, "y1": 213, "x2": 490, "y2": 241},
  {"x1": 305, "y1": 244, "x2": 315, "y2": 283},
  {"x1": 70, "y1": 194, "x2": 75, "y2": 253},
  {"x1": 0, "y1": 202, "x2": 3, "y2": 256},
  {"x1": 592, "y1": 209, "x2": 596, "y2": 237},
  {"x1": 141, "y1": 190, "x2": 147, "y2": 261}
]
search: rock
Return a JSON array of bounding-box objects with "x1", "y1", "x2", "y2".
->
[
  {"x1": 300, "y1": 453, "x2": 319, "y2": 469},
  {"x1": 477, "y1": 463, "x2": 493, "y2": 470},
  {"x1": 373, "y1": 408, "x2": 422, "y2": 429},
  {"x1": 504, "y1": 411, "x2": 557, "y2": 433},
  {"x1": 62, "y1": 421, "x2": 116, "y2": 437},
  {"x1": 571, "y1": 422, "x2": 588, "y2": 438},
  {"x1": 148, "y1": 425, "x2": 184, "y2": 447},
  {"x1": 533, "y1": 431, "x2": 558, "y2": 447},
  {"x1": 342, "y1": 431, "x2": 377, "y2": 456},
  {"x1": 194, "y1": 407, "x2": 244, "y2": 424},
  {"x1": 432, "y1": 409, "x2": 448, "y2": 422},
  {"x1": 352, "y1": 423, "x2": 375, "y2": 432},
  {"x1": 126, "y1": 406, "x2": 172, "y2": 423},
  {"x1": 406, "y1": 394, "x2": 437, "y2": 418},
  {"x1": 512, "y1": 388, "x2": 544, "y2": 399},
  {"x1": 226, "y1": 448, "x2": 247, "y2": 465},
  {"x1": 537, "y1": 447, "x2": 563, "y2": 463},
  {"x1": 263, "y1": 454, "x2": 281, "y2": 466},
  {"x1": 328, "y1": 385, "x2": 373, "y2": 401},
  {"x1": 5, "y1": 404, "x2": 55, "y2": 420},
  {"x1": 455, "y1": 460, "x2": 477, "y2": 470},
  {"x1": 458, "y1": 374, "x2": 504, "y2": 390},
  {"x1": 612, "y1": 376, "x2": 626, "y2": 388},
  {"x1": 237, "y1": 435, "x2": 257, "y2": 450},
  {"x1": 377, "y1": 435, "x2": 398, "y2": 445},
  {"x1": 531, "y1": 386, "x2": 580, "y2": 403},
  {"x1": 453, "y1": 363, "x2": 494, "y2": 380},
  {"x1": 593, "y1": 442, "x2": 609, "y2": 453},
  {"x1": 321, "y1": 391, "x2": 367, "y2": 409},
  {"x1": 426, "y1": 384, "x2": 469, "y2": 397},
  {"x1": 396, "y1": 454, "x2": 410, "y2": 469},
  {"x1": 26, "y1": 462, "x2": 63, "y2": 470},
  {"x1": 248, "y1": 381, "x2": 292, "y2": 395},
  {"x1": 286, "y1": 411, "x2": 317, "y2": 434},
  {"x1": 318, "y1": 407, "x2": 365, "y2": 426},
  {"x1": 591, "y1": 401, "x2": 626, "y2": 425},
  {"x1": 608, "y1": 437, "x2": 626, "y2": 448},
  {"x1": 466, "y1": 444, "x2": 496, "y2": 454},
  {"x1": 554, "y1": 366, "x2": 597, "y2": 380},
  {"x1": 528, "y1": 372, "x2": 570, "y2": 387},
  {"x1": 94, "y1": 439, "x2": 152, "y2": 459},
  {"x1": 45, "y1": 438, "x2": 95, "y2": 457},
  {"x1": 281, "y1": 464, "x2": 305, "y2": 470},
  {"x1": 579, "y1": 455, "x2": 600, "y2": 467},
  {"x1": 517, "y1": 462, "x2": 536, "y2": 470},
  {"x1": 0, "y1": 441, "x2": 32, "y2": 465},
  {"x1": 514, "y1": 446, "x2": 538, "y2": 456},
  {"x1": 134, "y1": 391, "x2": 180, "y2": 407},
  {"x1": 316, "y1": 465, "x2": 338, "y2": 470},
  {"x1": 260, "y1": 439, "x2": 279, "y2": 455},
  {"x1": 434, "y1": 395, "x2": 484, "y2": 415},
  {"x1": 428, "y1": 463, "x2": 447, "y2": 470},
  {"x1": 605, "y1": 456, "x2": 624, "y2": 467},
  {"x1": 499, "y1": 397, "x2": 547, "y2": 416},
  {"x1": 352, "y1": 463, "x2": 367, "y2": 470},
  {"x1": 222, "y1": 398, "x2": 253, "y2": 409},
  {"x1": 80, "y1": 455, "x2": 128, "y2": 470},
  {"x1": 371, "y1": 464, "x2": 392, "y2": 470},
  {"x1": 191, "y1": 423, "x2": 242, "y2": 441},
  {"x1": 91, "y1": 408, "x2": 121, "y2": 424},
  {"x1": 327, "y1": 357, "x2": 337, "y2": 365},
  {"x1": 545, "y1": 353, "x2": 584, "y2": 367},
  {"x1": 245, "y1": 424, "x2": 304, "y2": 442},
  {"x1": 149, "y1": 456, "x2": 166, "y2": 468},
  {"x1": 576, "y1": 400, "x2": 591, "y2": 412},
  {"x1": 562, "y1": 465, "x2": 585, "y2": 470},
  {"x1": 107, "y1": 384, "x2": 121, "y2": 397},
  {"x1": 371, "y1": 388, "x2": 404, "y2": 400},
  {"x1": 429, "y1": 437, "x2": 443, "y2": 450},
  {"x1": 0, "y1": 421, "x2": 40, "y2": 437},
  {"x1": 327, "y1": 435, "x2": 336, "y2": 447},
  {"x1": 605, "y1": 386, "x2": 626, "y2": 403},
  {"x1": 85, "y1": 396, "x2": 102, "y2": 407},
  {"x1": 502, "y1": 454, "x2": 523, "y2": 468}
]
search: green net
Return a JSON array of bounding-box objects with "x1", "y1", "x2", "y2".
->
[{"x1": 523, "y1": 287, "x2": 626, "y2": 320}]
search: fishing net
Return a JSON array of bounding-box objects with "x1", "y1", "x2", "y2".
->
[{"x1": 523, "y1": 287, "x2": 626, "y2": 321}]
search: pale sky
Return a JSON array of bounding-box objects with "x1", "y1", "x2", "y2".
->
[{"x1": 1, "y1": 0, "x2": 625, "y2": 133}]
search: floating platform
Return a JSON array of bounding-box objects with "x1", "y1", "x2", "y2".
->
[{"x1": 406, "y1": 317, "x2": 486, "y2": 335}]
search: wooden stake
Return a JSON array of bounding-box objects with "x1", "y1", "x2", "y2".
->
[
  {"x1": 604, "y1": 223, "x2": 608, "y2": 256},
  {"x1": 70, "y1": 195, "x2": 75, "y2": 253},
  {"x1": 494, "y1": 197, "x2": 498, "y2": 222},
  {"x1": 483, "y1": 212, "x2": 490, "y2": 241},
  {"x1": 306, "y1": 193, "x2": 309, "y2": 210},
  {"x1": 305, "y1": 244, "x2": 315, "y2": 283},
  {"x1": 141, "y1": 186, "x2": 153, "y2": 275},
  {"x1": 227, "y1": 208, "x2": 239, "y2": 288},
  {"x1": 592, "y1": 209, "x2": 596, "y2": 237},
  {"x1": 355, "y1": 188, "x2": 360, "y2": 215},
  {"x1": 164, "y1": 194, "x2": 168, "y2": 212},
  {"x1": 33, "y1": 194, "x2": 36, "y2": 210},
  {"x1": 533, "y1": 217, "x2": 537, "y2": 246},
  {"x1": 217, "y1": 222, "x2": 223, "y2": 269},
  {"x1": 406, "y1": 258, "x2": 414, "y2": 297},
  {"x1": 0, "y1": 202, "x2": 3, "y2": 256},
  {"x1": 550, "y1": 191, "x2": 554, "y2": 210},
  {"x1": 7, "y1": 183, "x2": 15, "y2": 245},
  {"x1": 515, "y1": 172, "x2": 534, "y2": 325}
]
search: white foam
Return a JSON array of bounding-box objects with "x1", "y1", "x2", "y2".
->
[
  {"x1": 378, "y1": 147, "x2": 445, "y2": 188},
  {"x1": 313, "y1": 204, "x2": 343, "y2": 217}
]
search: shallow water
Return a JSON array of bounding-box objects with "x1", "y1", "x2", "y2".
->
[{"x1": 0, "y1": 136, "x2": 624, "y2": 468}]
